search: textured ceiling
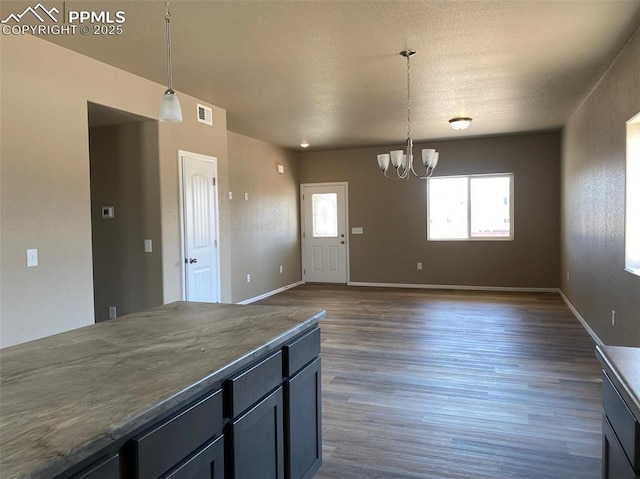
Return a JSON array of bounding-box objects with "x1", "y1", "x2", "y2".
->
[{"x1": 6, "y1": 0, "x2": 640, "y2": 150}]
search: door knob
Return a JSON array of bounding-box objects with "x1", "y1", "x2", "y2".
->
[{"x1": 188, "y1": 258, "x2": 198, "y2": 264}]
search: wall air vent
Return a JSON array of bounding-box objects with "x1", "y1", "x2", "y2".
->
[{"x1": 197, "y1": 104, "x2": 213, "y2": 126}]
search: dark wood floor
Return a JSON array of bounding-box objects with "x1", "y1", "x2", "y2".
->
[{"x1": 258, "y1": 284, "x2": 603, "y2": 479}]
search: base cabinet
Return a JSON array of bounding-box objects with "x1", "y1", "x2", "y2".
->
[
  {"x1": 229, "y1": 387, "x2": 285, "y2": 479},
  {"x1": 286, "y1": 358, "x2": 322, "y2": 479},
  {"x1": 52, "y1": 326, "x2": 320, "y2": 479},
  {"x1": 601, "y1": 372, "x2": 640, "y2": 479}
]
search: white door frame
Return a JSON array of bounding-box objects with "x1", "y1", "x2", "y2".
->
[
  {"x1": 300, "y1": 182, "x2": 350, "y2": 284},
  {"x1": 178, "y1": 150, "x2": 221, "y2": 302}
]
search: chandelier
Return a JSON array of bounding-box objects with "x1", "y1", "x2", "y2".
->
[{"x1": 377, "y1": 50, "x2": 439, "y2": 179}]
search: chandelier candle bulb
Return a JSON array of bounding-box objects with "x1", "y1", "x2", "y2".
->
[
  {"x1": 377, "y1": 154, "x2": 390, "y2": 171},
  {"x1": 422, "y1": 149, "x2": 435, "y2": 166},
  {"x1": 390, "y1": 150, "x2": 404, "y2": 168}
]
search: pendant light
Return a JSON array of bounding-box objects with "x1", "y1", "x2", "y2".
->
[
  {"x1": 377, "y1": 50, "x2": 439, "y2": 179},
  {"x1": 159, "y1": 0, "x2": 182, "y2": 122}
]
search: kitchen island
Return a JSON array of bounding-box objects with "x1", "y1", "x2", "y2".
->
[{"x1": 0, "y1": 301, "x2": 325, "y2": 479}]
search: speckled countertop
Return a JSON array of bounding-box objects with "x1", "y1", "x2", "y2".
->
[
  {"x1": 0, "y1": 301, "x2": 325, "y2": 479},
  {"x1": 596, "y1": 345, "x2": 640, "y2": 419}
]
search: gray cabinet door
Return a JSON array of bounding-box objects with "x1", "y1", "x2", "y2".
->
[
  {"x1": 286, "y1": 358, "x2": 322, "y2": 479},
  {"x1": 230, "y1": 387, "x2": 284, "y2": 479},
  {"x1": 603, "y1": 416, "x2": 636, "y2": 479},
  {"x1": 164, "y1": 435, "x2": 224, "y2": 479}
]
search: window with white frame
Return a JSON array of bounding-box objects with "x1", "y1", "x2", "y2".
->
[
  {"x1": 626, "y1": 113, "x2": 640, "y2": 276},
  {"x1": 427, "y1": 173, "x2": 513, "y2": 240}
]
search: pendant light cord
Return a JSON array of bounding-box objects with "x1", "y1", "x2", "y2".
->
[{"x1": 165, "y1": 0, "x2": 173, "y2": 91}]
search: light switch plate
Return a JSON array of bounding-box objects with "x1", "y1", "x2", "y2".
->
[
  {"x1": 26, "y1": 248, "x2": 38, "y2": 267},
  {"x1": 144, "y1": 239, "x2": 152, "y2": 253},
  {"x1": 352, "y1": 227, "x2": 364, "y2": 235}
]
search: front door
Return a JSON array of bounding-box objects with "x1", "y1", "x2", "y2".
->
[
  {"x1": 301, "y1": 183, "x2": 348, "y2": 283},
  {"x1": 181, "y1": 152, "x2": 221, "y2": 302}
]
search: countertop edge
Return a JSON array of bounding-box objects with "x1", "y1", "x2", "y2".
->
[{"x1": 595, "y1": 345, "x2": 640, "y2": 420}]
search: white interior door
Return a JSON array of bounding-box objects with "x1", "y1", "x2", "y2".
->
[
  {"x1": 181, "y1": 152, "x2": 221, "y2": 302},
  {"x1": 301, "y1": 183, "x2": 348, "y2": 283}
]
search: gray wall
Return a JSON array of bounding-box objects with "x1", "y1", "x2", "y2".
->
[
  {"x1": 561, "y1": 28, "x2": 640, "y2": 346},
  {"x1": 228, "y1": 132, "x2": 302, "y2": 303},
  {"x1": 89, "y1": 121, "x2": 163, "y2": 321},
  {"x1": 299, "y1": 131, "x2": 561, "y2": 288},
  {"x1": 1, "y1": 33, "x2": 230, "y2": 348}
]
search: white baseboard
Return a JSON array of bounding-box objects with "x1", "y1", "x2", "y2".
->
[
  {"x1": 347, "y1": 281, "x2": 559, "y2": 293},
  {"x1": 350, "y1": 282, "x2": 602, "y2": 344},
  {"x1": 237, "y1": 281, "x2": 305, "y2": 305},
  {"x1": 559, "y1": 290, "x2": 604, "y2": 346}
]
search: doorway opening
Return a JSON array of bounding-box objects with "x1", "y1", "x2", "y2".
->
[{"x1": 88, "y1": 103, "x2": 163, "y2": 322}]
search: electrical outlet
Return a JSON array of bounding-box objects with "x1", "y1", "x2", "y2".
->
[
  {"x1": 108, "y1": 306, "x2": 117, "y2": 319},
  {"x1": 611, "y1": 310, "x2": 616, "y2": 326},
  {"x1": 417, "y1": 262, "x2": 422, "y2": 270},
  {"x1": 246, "y1": 273, "x2": 251, "y2": 283},
  {"x1": 279, "y1": 266, "x2": 283, "y2": 273},
  {"x1": 26, "y1": 248, "x2": 38, "y2": 267}
]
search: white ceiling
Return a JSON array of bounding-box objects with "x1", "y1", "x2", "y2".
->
[{"x1": 15, "y1": 0, "x2": 640, "y2": 150}]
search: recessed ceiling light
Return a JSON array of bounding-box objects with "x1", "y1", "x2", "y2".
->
[
  {"x1": 449, "y1": 117, "x2": 472, "y2": 130},
  {"x1": 300, "y1": 142, "x2": 310, "y2": 148}
]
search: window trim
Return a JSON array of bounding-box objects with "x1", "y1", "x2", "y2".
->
[
  {"x1": 427, "y1": 172, "x2": 514, "y2": 241},
  {"x1": 625, "y1": 113, "x2": 640, "y2": 276}
]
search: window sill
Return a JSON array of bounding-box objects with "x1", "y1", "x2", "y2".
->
[{"x1": 624, "y1": 267, "x2": 640, "y2": 277}]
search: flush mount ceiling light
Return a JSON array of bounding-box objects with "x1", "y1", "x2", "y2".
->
[
  {"x1": 449, "y1": 117, "x2": 472, "y2": 130},
  {"x1": 159, "y1": 0, "x2": 182, "y2": 122},
  {"x1": 377, "y1": 50, "x2": 439, "y2": 179},
  {"x1": 300, "y1": 141, "x2": 310, "y2": 148}
]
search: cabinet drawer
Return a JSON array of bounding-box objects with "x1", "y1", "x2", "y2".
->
[
  {"x1": 163, "y1": 434, "x2": 224, "y2": 479},
  {"x1": 226, "y1": 351, "x2": 283, "y2": 417},
  {"x1": 603, "y1": 373, "x2": 640, "y2": 472},
  {"x1": 133, "y1": 389, "x2": 223, "y2": 479},
  {"x1": 73, "y1": 454, "x2": 119, "y2": 479},
  {"x1": 284, "y1": 328, "x2": 320, "y2": 377}
]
